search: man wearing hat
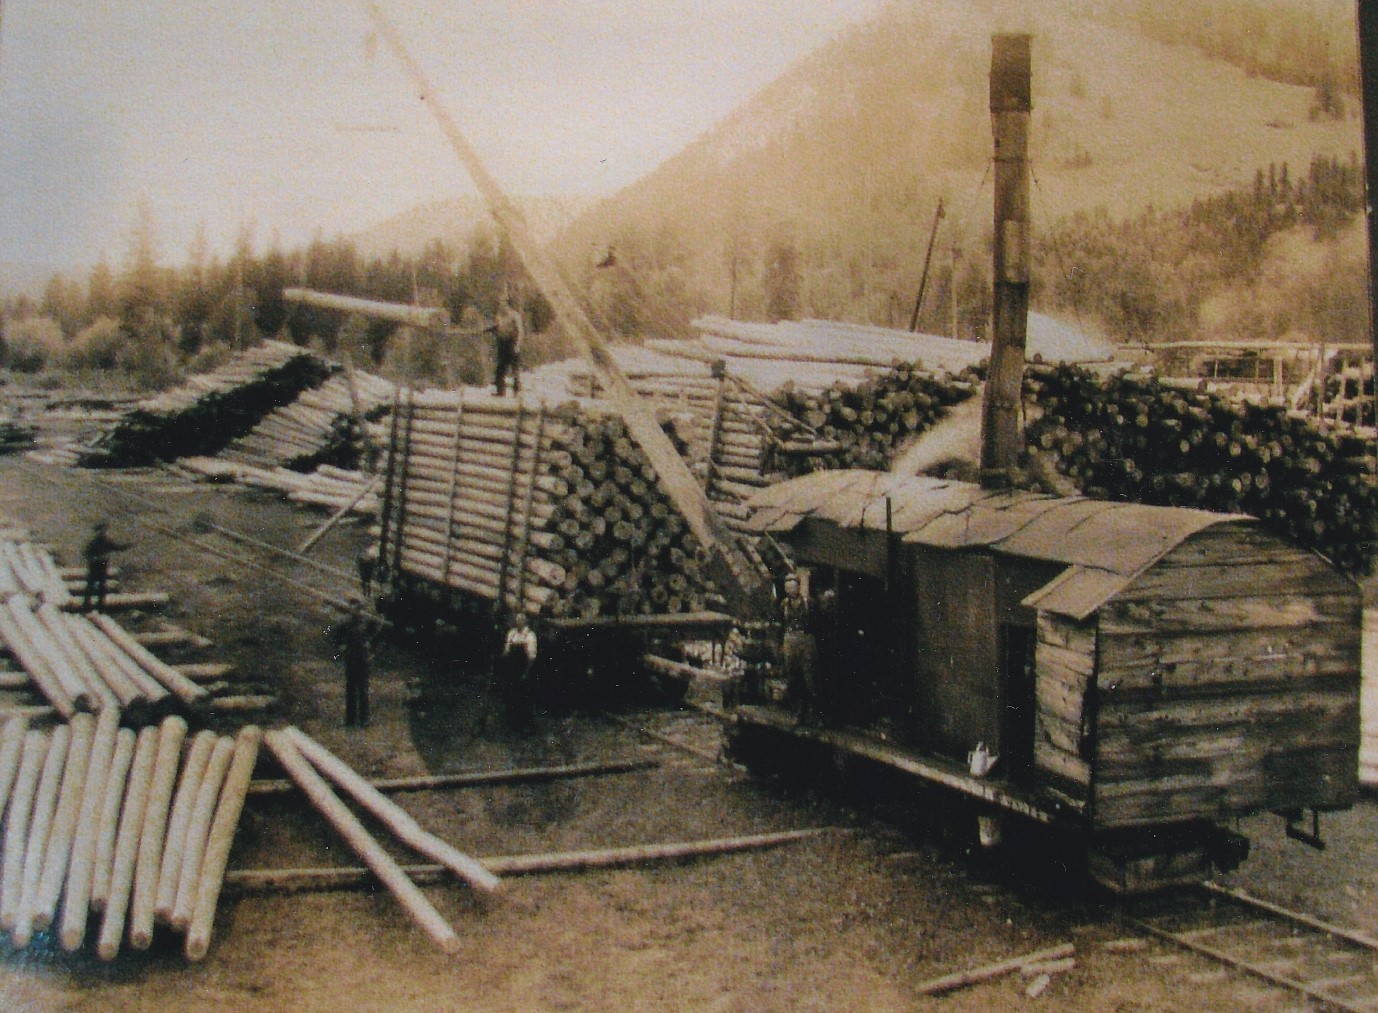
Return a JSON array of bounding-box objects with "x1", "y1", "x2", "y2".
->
[
  {"x1": 779, "y1": 572, "x2": 818, "y2": 723},
  {"x1": 81, "y1": 520, "x2": 127, "y2": 611}
]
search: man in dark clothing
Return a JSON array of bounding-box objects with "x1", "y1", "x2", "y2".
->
[
  {"x1": 356, "y1": 547, "x2": 378, "y2": 600},
  {"x1": 81, "y1": 520, "x2": 126, "y2": 611},
  {"x1": 492, "y1": 293, "x2": 525, "y2": 397},
  {"x1": 779, "y1": 573, "x2": 818, "y2": 723},
  {"x1": 336, "y1": 595, "x2": 378, "y2": 728}
]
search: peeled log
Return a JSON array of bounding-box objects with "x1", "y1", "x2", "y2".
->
[
  {"x1": 13, "y1": 723, "x2": 70, "y2": 947},
  {"x1": 0, "y1": 604, "x2": 77, "y2": 717},
  {"x1": 262, "y1": 730, "x2": 460, "y2": 954},
  {"x1": 59, "y1": 708, "x2": 121, "y2": 951},
  {"x1": 129, "y1": 715, "x2": 189, "y2": 949},
  {"x1": 286, "y1": 727, "x2": 500, "y2": 894},
  {"x1": 90, "y1": 614, "x2": 208, "y2": 713},
  {"x1": 89, "y1": 728, "x2": 138, "y2": 914},
  {"x1": 0, "y1": 730, "x2": 48, "y2": 932},
  {"x1": 154, "y1": 729, "x2": 217, "y2": 925},
  {"x1": 169, "y1": 735, "x2": 236, "y2": 931},
  {"x1": 0, "y1": 716, "x2": 29, "y2": 827},
  {"x1": 184, "y1": 725, "x2": 262, "y2": 962},
  {"x1": 33, "y1": 713, "x2": 97, "y2": 931}
]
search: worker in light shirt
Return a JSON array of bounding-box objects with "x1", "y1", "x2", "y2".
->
[{"x1": 499, "y1": 613, "x2": 537, "y2": 726}]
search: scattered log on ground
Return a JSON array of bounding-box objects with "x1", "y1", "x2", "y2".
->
[
  {"x1": 913, "y1": 942, "x2": 1077, "y2": 997},
  {"x1": 261, "y1": 730, "x2": 460, "y2": 954},
  {"x1": 59, "y1": 709, "x2": 121, "y2": 951},
  {"x1": 170, "y1": 735, "x2": 237, "y2": 932},
  {"x1": 246, "y1": 757, "x2": 658, "y2": 797},
  {"x1": 0, "y1": 730, "x2": 48, "y2": 931},
  {"x1": 13, "y1": 723, "x2": 71, "y2": 947},
  {"x1": 33, "y1": 713, "x2": 96, "y2": 931},
  {"x1": 129, "y1": 716, "x2": 189, "y2": 949}
]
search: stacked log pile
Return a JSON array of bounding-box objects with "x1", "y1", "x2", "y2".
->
[
  {"x1": 84, "y1": 342, "x2": 334, "y2": 468},
  {"x1": 770, "y1": 363, "x2": 982, "y2": 475},
  {"x1": 0, "y1": 714, "x2": 262, "y2": 961},
  {"x1": 221, "y1": 370, "x2": 394, "y2": 472},
  {"x1": 1023, "y1": 363, "x2": 1378, "y2": 571},
  {"x1": 379, "y1": 390, "x2": 721, "y2": 619}
]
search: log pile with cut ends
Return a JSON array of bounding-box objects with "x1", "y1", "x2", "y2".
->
[
  {"x1": 0, "y1": 715, "x2": 261, "y2": 961},
  {"x1": 84, "y1": 342, "x2": 335, "y2": 468},
  {"x1": 1023, "y1": 363, "x2": 1378, "y2": 572},
  {"x1": 770, "y1": 362, "x2": 981, "y2": 475},
  {"x1": 379, "y1": 389, "x2": 723, "y2": 619}
]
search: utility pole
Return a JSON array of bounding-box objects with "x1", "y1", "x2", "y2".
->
[
  {"x1": 908, "y1": 198, "x2": 945, "y2": 332},
  {"x1": 979, "y1": 33, "x2": 1032, "y2": 490}
]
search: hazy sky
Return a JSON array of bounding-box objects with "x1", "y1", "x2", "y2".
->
[{"x1": 0, "y1": 1, "x2": 886, "y2": 277}]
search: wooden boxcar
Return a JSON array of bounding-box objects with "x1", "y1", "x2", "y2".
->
[{"x1": 741, "y1": 470, "x2": 1360, "y2": 891}]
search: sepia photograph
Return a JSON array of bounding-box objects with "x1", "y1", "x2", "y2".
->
[{"x1": 0, "y1": 1, "x2": 1376, "y2": 1009}]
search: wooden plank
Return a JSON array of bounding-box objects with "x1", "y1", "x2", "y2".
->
[
  {"x1": 1096, "y1": 686, "x2": 1356, "y2": 732},
  {"x1": 1100, "y1": 593, "x2": 1358, "y2": 636},
  {"x1": 1099, "y1": 624, "x2": 1357, "y2": 675},
  {"x1": 1116, "y1": 560, "x2": 1354, "y2": 602},
  {"x1": 1098, "y1": 640, "x2": 1357, "y2": 695}
]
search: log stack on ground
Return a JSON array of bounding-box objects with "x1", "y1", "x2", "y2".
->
[
  {"x1": 220, "y1": 370, "x2": 394, "y2": 472},
  {"x1": 82, "y1": 342, "x2": 335, "y2": 468},
  {"x1": 175, "y1": 458, "x2": 380, "y2": 517},
  {"x1": 378, "y1": 389, "x2": 724, "y2": 619},
  {"x1": 0, "y1": 714, "x2": 261, "y2": 961}
]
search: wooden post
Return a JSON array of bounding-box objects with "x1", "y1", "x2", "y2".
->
[
  {"x1": 59, "y1": 709, "x2": 122, "y2": 951},
  {"x1": 33, "y1": 713, "x2": 97, "y2": 931},
  {"x1": 13, "y1": 723, "x2": 71, "y2": 947},
  {"x1": 0, "y1": 730, "x2": 48, "y2": 932},
  {"x1": 170, "y1": 735, "x2": 236, "y2": 931},
  {"x1": 89, "y1": 728, "x2": 138, "y2": 913},
  {"x1": 129, "y1": 715, "x2": 189, "y2": 949},
  {"x1": 285, "y1": 727, "x2": 500, "y2": 894},
  {"x1": 979, "y1": 33, "x2": 1032, "y2": 489},
  {"x1": 262, "y1": 730, "x2": 460, "y2": 953},
  {"x1": 154, "y1": 729, "x2": 217, "y2": 925},
  {"x1": 512, "y1": 406, "x2": 547, "y2": 608},
  {"x1": 376, "y1": 384, "x2": 403, "y2": 586},
  {"x1": 390, "y1": 389, "x2": 416, "y2": 579},
  {"x1": 184, "y1": 725, "x2": 262, "y2": 962},
  {"x1": 441, "y1": 393, "x2": 466, "y2": 586},
  {"x1": 494, "y1": 403, "x2": 527, "y2": 614}
]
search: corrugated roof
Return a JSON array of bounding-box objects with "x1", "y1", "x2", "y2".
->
[{"x1": 746, "y1": 470, "x2": 1251, "y2": 617}]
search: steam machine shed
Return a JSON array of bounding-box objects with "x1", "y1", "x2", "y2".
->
[{"x1": 746, "y1": 470, "x2": 1360, "y2": 832}]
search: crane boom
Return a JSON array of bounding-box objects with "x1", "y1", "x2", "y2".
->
[{"x1": 360, "y1": 1, "x2": 767, "y2": 616}]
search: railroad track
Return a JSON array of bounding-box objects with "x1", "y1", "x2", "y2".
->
[{"x1": 1123, "y1": 881, "x2": 1378, "y2": 1011}]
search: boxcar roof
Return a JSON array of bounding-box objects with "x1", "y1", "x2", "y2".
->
[{"x1": 747, "y1": 471, "x2": 1254, "y2": 619}]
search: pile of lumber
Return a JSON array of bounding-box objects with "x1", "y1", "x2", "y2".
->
[
  {"x1": 176, "y1": 459, "x2": 379, "y2": 516},
  {"x1": 1024, "y1": 363, "x2": 1378, "y2": 571},
  {"x1": 0, "y1": 595, "x2": 208, "y2": 721},
  {"x1": 221, "y1": 370, "x2": 394, "y2": 472},
  {"x1": 771, "y1": 363, "x2": 981, "y2": 474},
  {"x1": 0, "y1": 714, "x2": 261, "y2": 961},
  {"x1": 379, "y1": 390, "x2": 721, "y2": 619},
  {"x1": 83, "y1": 342, "x2": 335, "y2": 468}
]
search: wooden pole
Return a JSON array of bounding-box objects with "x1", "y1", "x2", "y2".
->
[
  {"x1": 184, "y1": 725, "x2": 262, "y2": 962},
  {"x1": 914, "y1": 942, "x2": 1075, "y2": 996},
  {"x1": 33, "y1": 713, "x2": 98, "y2": 931},
  {"x1": 222, "y1": 827, "x2": 836, "y2": 893},
  {"x1": 262, "y1": 730, "x2": 460, "y2": 953},
  {"x1": 154, "y1": 729, "x2": 217, "y2": 925},
  {"x1": 285, "y1": 727, "x2": 500, "y2": 894},
  {"x1": 0, "y1": 730, "x2": 48, "y2": 932},
  {"x1": 13, "y1": 723, "x2": 70, "y2": 947},
  {"x1": 296, "y1": 474, "x2": 382, "y2": 556},
  {"x1": 89, "y1": 727, "x2": 138, "y2": 913},
  {"x1": 246, "y1": 757, "x2": 658, "y2": 797},
  {"x1": 128, "y1": 715, "x2": 189, "y2": 949},
  {"x1": 169, "y1": 735, "x2": 236, "y2": 931},
  {"x1": 90, "y1": 614, "x2": 208, "y2": 712},
  {"x1": 0, "y1": 716, "x2": 28, "y2": 824},
  {"x1": 59, "y1": 708, "x2": 121, "y2": 950}
]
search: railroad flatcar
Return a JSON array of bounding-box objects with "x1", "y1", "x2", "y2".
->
[{"x1": 734, "y1": 469, "x2": 1361, "y2": 892}]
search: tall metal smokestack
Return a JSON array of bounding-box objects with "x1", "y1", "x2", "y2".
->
[{"x1": 980, "y1": 33, "x2": 1032, "y2": 489}]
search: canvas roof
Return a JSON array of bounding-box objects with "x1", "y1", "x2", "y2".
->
[{"x1": 746, "y1": 470, "x2": 1250, "y2": 619}]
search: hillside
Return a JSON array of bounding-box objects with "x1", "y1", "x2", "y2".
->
[
  {"x1": 351, "y1": 194, "x2": 597, "y2": 262},
  {"x1": 550, "y1": 0, "x2": 1363, "y2": 338}
]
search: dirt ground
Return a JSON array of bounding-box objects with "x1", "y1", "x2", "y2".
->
[{"x1": 0, "y1": 454, "x2": 1371, "y2": 1012}]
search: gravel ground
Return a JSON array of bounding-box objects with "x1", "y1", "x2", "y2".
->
[{"x1": 0, "y1": 455, "x2": 1372, "y2": 1012}]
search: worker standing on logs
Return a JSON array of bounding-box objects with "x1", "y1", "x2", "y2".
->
[
  {"x1": 492, "y1": 289, "x2": 525, "y2": 397},
  {"x1": 779, "y1": 573, "x2": 818, "y2": 724},
  {"x1": 498, "y1": 613, "x2": 538, "y2": 726},
  {"x1": 335, "y1": 595, "x2": 379, "y2": 728},
  {"x1": 81, "y1": 520, "x2": 126, "y2": 611}
]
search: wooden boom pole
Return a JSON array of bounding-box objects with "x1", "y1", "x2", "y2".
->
[{"x1": 361, "y1": 1, "x2": 766, "y2": 617}]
